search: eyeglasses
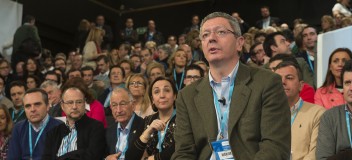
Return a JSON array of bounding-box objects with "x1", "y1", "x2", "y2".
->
[
  {"x1": 0, "y1": 66, "x2": 9, "y2": 70},
  {"x1": 110, "y1": 101, "x2": 130, "y2": 108},
  {"x1": 129, "y1": 81, "x2": 144, "y2": 87},
  {"x1": 185, "y1": 75, "x2": 201, "y2": 80},
  {"x1": 200, "y1": 28, "x2": 237, "y2": 41},
  {"x1": 62, "y1": 99, "x2": 85, "y2": 107},
  {"x1": 255, "y1": 49, "x2": 265, "y2": 55},
  {"x1": 111, "y1": 72, "x2": 122, "y2": 76}
]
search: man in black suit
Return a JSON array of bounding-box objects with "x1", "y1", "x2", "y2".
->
[
  {"x1": 105, "y1": 87, "x2": 144, "y2": 160},
  {"x1": 119, "y1": 18, "x2": 139, "y2": 44},
  {"x1": 255, "y1": 6, "x2": 281, "y2": 29},
  {"x1": 96, "y1": 15, "x2": 113, "y2": 50},
  {"x1": 40, "y1": 80, "x2": 63, "y2": 117}
]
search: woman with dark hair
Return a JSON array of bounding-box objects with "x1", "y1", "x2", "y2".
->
[
  {"x1": 26, "y1": 75, "x2": 41, "y2": 89},
  {"x1": 0, "y1": 104, "x2": 14, "y2": 159},
  {"x1": 315, "y1": 48, "x2": 352, "y2": 109},
  {"x1": 23, "y1": 57, "x2": 43, "y2": 81},
  {"x1": 126, "y1": 77, "x2": 177, "y2": 160},
  {"x1": 62, "y1": 77, "x2": 107, "y2": 128}
]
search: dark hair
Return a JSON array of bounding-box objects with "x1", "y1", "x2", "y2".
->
[
  {"x1": 61, "y1": 77, "x2": 94, "y2": 103},
  {"x1": 302, "y1": 25, "x2": 318, "y2": 35},
  {"x1": 81, "y1": 66, "x2": 94, "y2": 74},
  {"x1": 96, "y1": 55, "x2": 109, "y2": 63},
  {"x1": 281, "y1": 29, "x2": 294, "y2": 43},
  {"x1": 9, "y1": 81, "x2": 27, "y2": 91},
  {"x1": 24, "y1": 58, "x2": 42, "y2": 79},
  {"x1": 269, "y1": 54, "x2": 298, "y2": 64},
  {"x1": 119, "y1": 43, "x2": 132, "y2": 56},
  {"x1": 54, "y1": 68, "x2": 66, "y2": 84},
  {"x1": 148, "y1": 76, "x2": 177, "y2": 112},
  {"x1": 109, "y1": 65, "x2": 126, "y2": 78},
  {"x1": 321, "y1": 48, "x2": 352, "y2": 89},
  {"x1": 274, "y1": 61, "x2": 303, "y2": 81},
  {"x1": 261, "y1": 5, "x2": 270, "y2": 10},
  {"x1": 0, "y1": 59, "x2": 10, "y2": 66},
  {"x1": 254, "y1": 32, "x2": 267, "y2": 40},
  {"x1": 263, "y1": 32, "x2": 284, "y2": 57},
  {"x1": 24, "y1": 88, "x2": 49, "y2": 105},
  {"x1": 342, "y1": 59, "x2": 352, "y2": 84},
  {"x1": 23, "y1": 15, "x2": 35, "y2": 24},
  {"x1": 26, "y1": 75, "x2": 42, "y2": 88},
  {"x1": 67, "y1": 68, "x2": 82, "y2": 78},
  {"x1": 249, "y1": 42, "x2": 263, "y2": 57},
  {"x1": 185, "y1": 64, "x2": 204, "y2": 78},
  {"x1": 45, "y1": 71, "x2": 61, "y2": 84}
]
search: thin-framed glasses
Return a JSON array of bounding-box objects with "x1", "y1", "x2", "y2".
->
[
  {"x1": 129, "y1": 81, "x2": 144, "y2": 87},
  {"x1": 200, "y1": 28, "x2": 237, "y2": 41},
  {"x1": 110, "y1": 101, "x2": 130, "y2": 108},
  {"x1": 62, "y1": 99, "x2": 85, "y2": 107}
]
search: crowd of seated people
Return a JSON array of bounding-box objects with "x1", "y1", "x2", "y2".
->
[{"x1": 0, "y1": 3, "x2": 352, "y2": 159}]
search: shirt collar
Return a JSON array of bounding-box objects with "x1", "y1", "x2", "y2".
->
[
  {"x1": 100, "y1": 70, "x2": 110, "y2": 76},
  {"x1": 31, "y1": 114, "x2": 49, "y2": 132},
  {"x1": 209, "y1": 62, "x2": 239, "y2": 86},
  {"x1": 291, "y1": 97, "x2": 302, "y2": 113},
  {"x1": 85, "y1": 102, "x2": 91, "y2": 111},
  {"x1": 118, "y1": 113, "x2": 135, "y2": 132}
]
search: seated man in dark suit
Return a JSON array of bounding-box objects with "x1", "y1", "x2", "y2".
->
[
  {"x1": 40, "y1": 80, "x2": 63, "y2": 117},
  {"x1": 255, "y1": 6, "x2": 281, "y2": 29},
  {"x1": 105, "y1": 87, "x2": 144, "y2": 160},
  {"x1": 42, "y1": 87, "x2": 106, "y2": 160}
]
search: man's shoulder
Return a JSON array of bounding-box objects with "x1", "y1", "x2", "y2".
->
[
  {"x1": 301, "y1": 101, "x2": 326, "y2": 117},
  {"x1": 321, "y1": 104, "x2": 345, "y2": 120}
]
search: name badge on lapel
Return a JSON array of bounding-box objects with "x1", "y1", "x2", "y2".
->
[{"x1": 211, "y1": 139, "x2": 234, "y2": 160}]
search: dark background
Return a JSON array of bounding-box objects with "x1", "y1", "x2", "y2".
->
[{"x1": 15, "y1": 0, "x2": 336, "y2": 54}]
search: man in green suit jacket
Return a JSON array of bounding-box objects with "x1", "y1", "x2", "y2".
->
[{"x1": 172, "y1": 12, "x2": 291, "y2": 160}]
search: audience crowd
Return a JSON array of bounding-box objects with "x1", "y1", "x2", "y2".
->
[{"x1": 0, "y1": 2, "x2": 352, "y2": 159}]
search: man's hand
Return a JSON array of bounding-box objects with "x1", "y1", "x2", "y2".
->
[{"x1": 105, "y1": 152, "x2": 121, "y2": 160}]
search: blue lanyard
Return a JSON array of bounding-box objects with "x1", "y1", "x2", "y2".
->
[
  {"x1": 28, "y1": 116, "x2": 49, "y2": 158},
  {"x1": 346, "y1": 109, "x2": 352, "y2": 147},
  {"x1": 212, "y1": 81, "x2": 235, "y2": 139},
  {"x1": 173, "y1": 69, "x2": 185, "y2": 91},
  {"x1": 291, "y1": 99, "x2": 303, "y2": 126},
  {"x1": 115, "y1": 114, "x2": 135, "y2": 156},
  {"x1": 157, "y1": 109, "x2": 176, "y2": 152},
  {"x1": 306, "y1": 52, "x2": 314, "y2": 74},
  {"x1": 12, "y1": 109, "x2": 24, "y2": 123}
]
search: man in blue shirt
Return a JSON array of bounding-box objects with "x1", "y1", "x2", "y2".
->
[
  {"x1": 7, "y1": 88, "x2": 62, "y2": 159},
  {"x1": 105, "y1": 87, "x2": 144, "y2": 160}
]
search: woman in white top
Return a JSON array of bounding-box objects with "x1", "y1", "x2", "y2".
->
[
  {"x1": 83, "y1": 28, "x2": 106, "y2": 69},
  {"x1": 332, "y1": 0, "x2": 351, "y2": 17}
]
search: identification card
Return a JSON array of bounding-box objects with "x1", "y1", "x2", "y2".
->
[{"x1": 211, "y1": 139, "x2": 234, "y2": 160}]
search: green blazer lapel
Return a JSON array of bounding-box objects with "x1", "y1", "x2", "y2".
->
[
  {"x1": 195, "y1": 77, "x2": 218, "y2": 141},
  {"x1": 228, "y1": 63, "x2": 252, "y2": 135}
]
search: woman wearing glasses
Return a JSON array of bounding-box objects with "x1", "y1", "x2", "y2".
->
[
  {"x1": 126, "y1": 74, "x2": 154, "y2": 118},
  {"x1": 126, "y1": 77, "x2": 177, "y2": 160}
]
